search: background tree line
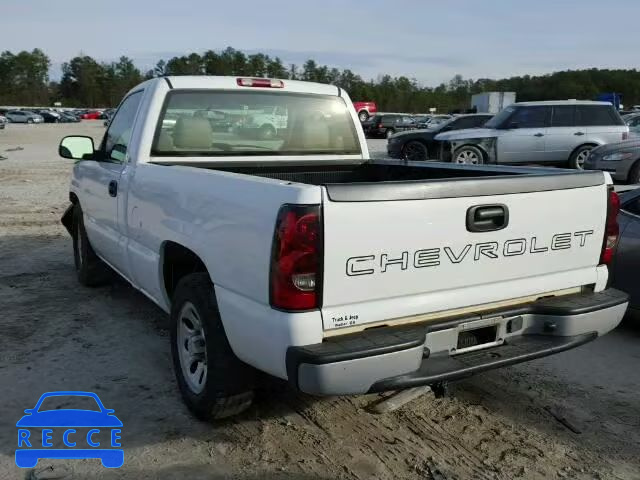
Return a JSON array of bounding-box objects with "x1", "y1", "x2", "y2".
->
[{"x1": 1, "y1": 47, "x2": 640, "y2": 111}]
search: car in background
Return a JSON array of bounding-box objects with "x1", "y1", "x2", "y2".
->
[
  {"x1": 362, "y1": 113, "x2": 417, "y2": 138},
  {"x1": 0, "y1": 115, "x2": 6, "y2": 129},
  {"x1": 59, "y1": 112, "x2": 81, "y2": 123},
  {"x1": 387, "y1": 114, "x2": 493, "y2": 161},
  {"x1": 423, "y1": 114, "x2": 452, "y2": 128},
  {"x1": 81, "y1": 110, "x2": 102, "y2": 120},
  {"x1": 103, "y1": 109, "x2": 116, "y2": 126},
  {"x1": 353, "y1": 101, "x2": 377, "y2": 122},
  {"x1": 435, "y1": 101, "x2": 628, "y2": 168},
  {"x1": 584, "y1": 139, "x2": 640, "y2": 183},
  {"x1": 624, "y1": 113, "x2": 640, "y2": 138},
  {"x1": 5, "y1": 110, "x2": 44, "y2": 124},
  {"x1": 612, "y1": 188, "x2": 640, "y2": 312},
  {"x1": 37, "y1": 110, "x2": 61, "y2": 123}
]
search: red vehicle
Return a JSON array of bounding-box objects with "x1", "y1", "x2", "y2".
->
[
  {"x1": 81, "y1": 110, "x2": 102, "y2": 120},
  {"x1": 353, "y1": 101, "x2": 377, "y2": 122}
]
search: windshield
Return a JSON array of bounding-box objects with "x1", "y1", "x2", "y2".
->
[
  {"x1": 484, "y1": 106, "x2": 516, "y2": 128},
  {"x1": 37, "y1": 395, "x2": 101, "y2": 412},
  {"x1": 152, "y1": 90, "x2": 361, "y2": 157}
]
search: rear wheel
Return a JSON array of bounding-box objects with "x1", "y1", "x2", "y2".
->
[
  {"x1": 454, "y1": 145, "x2": 484, "y2": 165},
  {"x1": 569, "y1": 145, "x2": 594, "y2": 169},
  {"x1": 385, "y1": 128, "x2": 396, "y2": 139},
  {"x1": 358, "y1": 111, "x2": 369, "y2": 122},
  {"x1": 171, "y1": 273, "x2": 255, "y2": 420},
  {"x1": 402, "y1": 141, "x2": 429, "y2": 161}
]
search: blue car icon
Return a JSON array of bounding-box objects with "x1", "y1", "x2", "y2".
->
[{"x1": 16, "y1": 391, "x2": 123, "y2": 468}]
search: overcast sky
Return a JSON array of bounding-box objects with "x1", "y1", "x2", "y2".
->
[{"x1": 3, "y1": 0, "x2": 638, "y2": 85}]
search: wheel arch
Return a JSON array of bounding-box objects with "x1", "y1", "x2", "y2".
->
[
  {"x1": 160, "y1": 241, "x2": 210, "y2": 304},
  {"x1": 570, "y1": 142, "x2": 599, "y2": 159}
]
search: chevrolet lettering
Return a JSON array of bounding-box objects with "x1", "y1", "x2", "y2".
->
[{"x1": 346, "y1": 231, "x2": 595, "y2": 276}]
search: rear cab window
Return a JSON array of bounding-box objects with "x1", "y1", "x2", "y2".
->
[{"x1": 152, "y1": 90, "x2": 361, "y2": 156}]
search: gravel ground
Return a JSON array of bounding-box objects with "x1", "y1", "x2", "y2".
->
[{"x1": 1, "y1": 123, "x2": 639, "y2": 480}]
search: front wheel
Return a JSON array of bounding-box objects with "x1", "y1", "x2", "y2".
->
[
  {"x1": 402, "y1": 141, "x2": 428, "y2": 161},
  {"x1": 259, "y1": 124, "x2": 276, "y2": 140},
  {"x1": 454, "y1": 145, "x2": 484, "y2": 165},
  {"x1": 27, "y1": 118, "x2": 34, "y2": 124},
  {"x1": 385, "y1": 128, "x2": 396, "y2": 139},
  {"x1": 358, "y1": 111, "x2": 369, "y2": 122},
  {"x1": 569, "y1": 145, "x2": 594, "y2": 170},
  {"x1": 171, "y1": 273, "x2": 255, "y2": 420},
  {"x1": 627, "y1": 161, "x2": 640, "y2": 184}
]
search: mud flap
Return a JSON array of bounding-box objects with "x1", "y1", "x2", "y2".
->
[{"x1": 61, "y1": 204, "x2": 74, "y2": 236}]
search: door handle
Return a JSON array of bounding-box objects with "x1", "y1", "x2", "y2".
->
[
  {"x1": 534, "y1": 133, "x2": 544, "y2": 137},
  {"x1": 467, "y1": 204, "x2": 509, "y2": 232},
  {"x1": 108, "y1": 180, "x2": 118, "y2": 197},
  {"x1": 574, "y1": 131, "x2": 585, "y2": 136}
]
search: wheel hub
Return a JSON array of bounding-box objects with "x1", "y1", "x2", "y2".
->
[
  {"x1": 177, "y1": 302, "x2": 208, "y2": 394},
  {"x1": 456, "y1": 150, "x2": 479, "y2": 164}
]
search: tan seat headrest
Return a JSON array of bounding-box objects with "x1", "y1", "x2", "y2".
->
[{"x1": 173, "y1": 117, "x2": 213, "y2": 149}]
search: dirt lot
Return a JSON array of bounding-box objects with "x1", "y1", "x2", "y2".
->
[{"x1": 1, "y1": 123, "x2": 639, "y2": 480}]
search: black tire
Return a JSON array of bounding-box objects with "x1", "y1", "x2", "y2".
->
[
  {"x1": 385, "y1": 128, "x2": 396, "y2": 139},
  {"x1": 453, "y1": 145, "x2": 485, "y2": 165},
  {"x1": 358, "y1": 111, "x2": 369, "y2": 122},
  {"x1": 259, "y1": 124, "x2": 276, "y2": 140},
  {"x1": 402, "y1": 141, "x2": 428, "y2": 161},
  {"x1": 569, "y1": 145, "x2": 594, "y2": 170},
  {"x1": 27, "y1": 118, "x2": 34, "y2": 124},
  {"x1": 72, "y1": 205, "x2": 111, "y2": 286},
  {"x1": 628, "y1": 161, "x2": 640, "y2": 184},
  {"x1": 170, "y1": 273, "x2": 255, "y2": 420}
]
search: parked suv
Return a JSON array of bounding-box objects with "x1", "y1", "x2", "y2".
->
[
  {"x1": 435, "y1": 101, "x2": 628, "y2": 168},
  {"x1": 362, "y1": 113, "x2": 417, "y2": 138}
]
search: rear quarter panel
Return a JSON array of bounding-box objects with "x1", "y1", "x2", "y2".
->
[{"x1": 586, "y1": 125, "x2": 628, "y2": 146}]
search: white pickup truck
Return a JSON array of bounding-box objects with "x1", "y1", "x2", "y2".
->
[{"x1": 59, "y1": 76, "x2": 628, "y2": 420}]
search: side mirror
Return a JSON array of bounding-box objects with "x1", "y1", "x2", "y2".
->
[
  {"x1": 59, "y1": 136, "x2": 95, "y2": 160},
  {"x1": 23, "y1": 409, "x2": 33, "y2": 414}
]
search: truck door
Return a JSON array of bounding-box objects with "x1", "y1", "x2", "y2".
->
[{"x1": 78, "y1": 90, "x2": 143, "y2": 277}]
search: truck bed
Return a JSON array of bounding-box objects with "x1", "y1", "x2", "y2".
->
[{"x1": 204, "y1": 160, "x2": 605, "y2": 202}]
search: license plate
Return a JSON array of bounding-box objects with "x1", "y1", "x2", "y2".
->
[{"x1": 452, "y1": 317, "x2": 503, "y2": 355}]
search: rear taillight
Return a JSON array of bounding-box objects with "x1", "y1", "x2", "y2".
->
[
  {"x1": 377, "y1": 123, "x2": 383, "y2": 129},
  {"x1": 236, "y1": 77, "x2": 284, "y2": 88},
  {"x1": 600, "y1": 188, "x2": 620, "y2": 266},
  {"x1": 622, "y1": 131, "x2": 629, "y2": 141},
  {"x1": 270, "y1": 205, "x2": 321, "y2": 310}
]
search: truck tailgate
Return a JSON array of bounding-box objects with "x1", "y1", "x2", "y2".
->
[{"x1": 320, "y1": 175, "x2": 608, "y2": 332}]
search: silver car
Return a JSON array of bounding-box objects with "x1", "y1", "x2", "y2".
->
[
  {"x1": 584, "y1": 139, "x2": 640, "y2": 183},
  {"x1": 0, "y1": 115, "x2": 6, "y2": 129},
  {"x1": 435, "y1": 100, "x2": 629, "y2": 169},
  {"x1": 5, "y1": 110, "x2": 44, "y2": 124}
]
